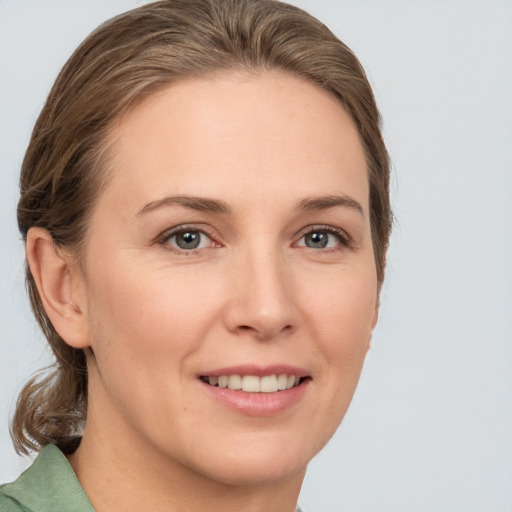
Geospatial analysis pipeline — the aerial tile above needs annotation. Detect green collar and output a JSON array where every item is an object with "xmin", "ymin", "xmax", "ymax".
[{"xmin": 0, "ymin": 444, "xmax": 94, "ymax": 512}]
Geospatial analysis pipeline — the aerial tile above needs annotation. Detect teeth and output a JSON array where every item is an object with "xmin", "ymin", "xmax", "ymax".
[
  {"xmin": 260, "ymin": 375, "xmax": 278, "ymax": 393},
  {"xmin": 204, "ymin": 374, "xmax": 302, "ymax": 393},
  {"xmin": 242, "ymin": 375, "xmax": 260, "ymax": 392},
  {"xmin": 277, "ymin": 373, "xmax": 288, "ymax": 390},
  {"xmin": 227, "ymin": 375, "xmax": 242, "ymax": 390}
]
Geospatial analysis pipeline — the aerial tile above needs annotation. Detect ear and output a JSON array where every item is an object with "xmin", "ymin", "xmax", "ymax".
[
  {"xmin": 367, "ymin": 299, "xmax": 380, "ymax": 352},
  {"xmin": 26, "ymin": 227, "xmax": 90, "ymax": 349},
  {"xmin": 372, "ymin": 299, "xmax": 380, "ymax": 331}
]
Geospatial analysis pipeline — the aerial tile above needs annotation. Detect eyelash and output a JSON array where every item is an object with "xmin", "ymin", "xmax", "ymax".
[
  {"xmin": 293, "ymin": 225, "xmax": 352, "ymax": 252},
  {"xmin": 157, "ymin": 225, "xmax": 220, "ymax": 255},
  {"xmin": 157, "ymin": 224, "xmax": 351, "ymax": 255}
]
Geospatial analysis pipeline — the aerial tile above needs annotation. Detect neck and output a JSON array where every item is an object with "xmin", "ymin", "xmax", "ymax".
[{"xmin": 68, "ymin": 415, "xmax": 305, "ymax": 512}]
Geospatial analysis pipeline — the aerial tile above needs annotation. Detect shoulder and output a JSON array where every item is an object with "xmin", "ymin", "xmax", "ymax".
[
  {"xmin": 0, "ymin": 444, "xmax": 93, "ymax": 512},
  {"xmin": 0, "ymin": 493, "xmax": 28, "ymax": 512}
]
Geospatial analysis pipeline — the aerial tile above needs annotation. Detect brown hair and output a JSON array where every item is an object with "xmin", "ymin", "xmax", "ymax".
[{"xmin": 13, "ymin": 0, "xmax": 391, "ymax": 454}]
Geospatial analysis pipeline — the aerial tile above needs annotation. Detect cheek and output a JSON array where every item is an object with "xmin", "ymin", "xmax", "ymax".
[
  {"xmin": 293, "ymin": 272, "xmax": 377, "ymax": 458},
  {"xmin": 304, "ymin": 261, "xmax": 377, "ymax": 346},
  {"xmin": 301, "ymin": 261, "xmax": 377, "ymax": 403},
  {"xmin": 82, "ymin": 260, "xmax": 222, "ymax": 430},
  {"xmin": 86, "ymin": 256, "xmax": 218, "ymax": 346},
  {"xmin": 83, "ymin": 264, "xmax": 206, "ymax": 400}
]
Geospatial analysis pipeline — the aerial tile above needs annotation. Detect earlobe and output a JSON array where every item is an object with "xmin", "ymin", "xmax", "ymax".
[{"xmin": 26, "ymin": 227, "xmax": 90, "ymax": 349}]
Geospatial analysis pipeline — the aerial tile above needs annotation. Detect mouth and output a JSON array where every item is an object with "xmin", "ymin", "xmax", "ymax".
[{"xmin": 199, "ymin": 374, "xmax": 309, "ymax": 393}]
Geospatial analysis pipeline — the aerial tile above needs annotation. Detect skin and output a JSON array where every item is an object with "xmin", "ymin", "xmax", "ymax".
[{"xmin": 28, "ymin": 71, "xmax": 378, "ymax": 512}]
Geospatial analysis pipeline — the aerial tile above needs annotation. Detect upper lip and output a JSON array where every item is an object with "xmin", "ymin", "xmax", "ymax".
[{"xmin": 198, "ymin": 364, "xmax": 310, "ymax": 378}]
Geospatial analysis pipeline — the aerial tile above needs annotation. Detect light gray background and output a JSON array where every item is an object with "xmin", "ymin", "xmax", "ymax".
[{"xmin": 1, "ymin": 1, "xmax": 511, "ymax": 511}]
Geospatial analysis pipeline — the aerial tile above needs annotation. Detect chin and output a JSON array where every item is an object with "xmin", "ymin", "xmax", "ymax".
[
  {"xmin": 184, "ymin": 430, "xmax": 322, "ymax": 486},
  {"xmin": 200, "ymin": 456, "xmax": 308, "ymax": 487}
]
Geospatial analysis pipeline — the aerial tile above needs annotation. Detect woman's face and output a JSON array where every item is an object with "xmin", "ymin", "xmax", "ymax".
[{"xmin": 76, "ymin": 71, "xmax": 378, "ymax": 485}]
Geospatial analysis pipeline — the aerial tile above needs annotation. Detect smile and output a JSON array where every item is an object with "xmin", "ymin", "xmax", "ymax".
[{"xmin": 200, "ymin": 374, "xmax": 305, "ymax": 393}]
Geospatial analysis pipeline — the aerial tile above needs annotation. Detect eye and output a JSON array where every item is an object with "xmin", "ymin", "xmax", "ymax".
[
  {"xmin": 295, "ymin": 227, "xmax": 349, "ymax": 250},
  {"xmin": 163, "ymin": 228, "xmax": 216, "ymax": 252}
]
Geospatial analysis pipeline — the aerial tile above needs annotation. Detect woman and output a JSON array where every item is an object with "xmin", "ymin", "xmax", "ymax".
[{"xmin": 1, "ymin": 0, "xmax": 391, "ymax": 510}]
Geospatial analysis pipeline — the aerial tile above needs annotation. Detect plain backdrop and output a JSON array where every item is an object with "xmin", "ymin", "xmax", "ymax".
[{"xmin": 0, "ymin": 1, "xmax": 511, "ymax": 511}]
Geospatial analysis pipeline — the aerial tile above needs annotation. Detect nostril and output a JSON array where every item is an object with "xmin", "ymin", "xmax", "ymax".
[{"xmin": 235, "ymin": 323, "xmax": 293, "ymax": 341}]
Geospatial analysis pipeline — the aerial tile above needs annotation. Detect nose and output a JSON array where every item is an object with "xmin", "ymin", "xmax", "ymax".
[{"xmin": 223, "ymin": 246, "xmax": 297, "ymax": 341}]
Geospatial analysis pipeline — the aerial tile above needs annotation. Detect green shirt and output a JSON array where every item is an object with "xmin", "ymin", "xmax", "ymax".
[{"xmin": 0, "ymin": 444, "xmax": 94, "ymax": 512}]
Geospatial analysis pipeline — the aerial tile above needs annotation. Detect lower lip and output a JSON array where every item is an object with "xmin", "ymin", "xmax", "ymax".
[{"xmin": 200, "ymin": 379, "xmax": 310, "ymax": 416}]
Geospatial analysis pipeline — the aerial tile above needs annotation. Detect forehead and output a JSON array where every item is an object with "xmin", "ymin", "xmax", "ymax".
[{"xmin": 101, "ymin": 71, "xmax": 369, "ymax": 212}]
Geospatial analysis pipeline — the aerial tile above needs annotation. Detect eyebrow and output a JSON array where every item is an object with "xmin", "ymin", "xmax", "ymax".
[
  {"xmin": 296, "ymin": 194, "xmax": 364, "ymax": 216},
  {"xmin": 136, "ymin": 195, "xmax": 232, "ymax": 216}
]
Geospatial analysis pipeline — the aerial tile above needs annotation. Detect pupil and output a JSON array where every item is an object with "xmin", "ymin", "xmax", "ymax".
[
  {"xmin": 306, "ymin": 231, "xmax": 328, "ymax": 248},
  {"xmin": 177, "ymin": 231, "xmax": 200, "ymax": 249}
]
